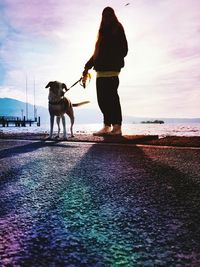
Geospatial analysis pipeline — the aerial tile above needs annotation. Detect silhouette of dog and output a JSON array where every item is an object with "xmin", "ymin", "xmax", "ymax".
[{"xmin": 45, "ymin": 81, "xmax": 89, "ymax": 139}]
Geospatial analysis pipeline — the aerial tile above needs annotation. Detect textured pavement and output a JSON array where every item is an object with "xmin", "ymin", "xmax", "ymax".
[{"xmin": 0, "ymin": 139, "xmax": 200, "ymax": 266}]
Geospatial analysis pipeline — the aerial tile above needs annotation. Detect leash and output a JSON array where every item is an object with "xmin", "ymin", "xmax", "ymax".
[
  {"xmin": 67, "ymin": 77, "xmax": 82, "ymax": 90},
  {"xmin": 66, "ymin": 73, "xmax": 91, "ymax": 92}
]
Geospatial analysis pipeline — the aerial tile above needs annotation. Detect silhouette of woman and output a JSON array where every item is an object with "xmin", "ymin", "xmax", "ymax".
[{"xmin": 83, "ymin": 6, "xmax": 128, "ymax": 136}]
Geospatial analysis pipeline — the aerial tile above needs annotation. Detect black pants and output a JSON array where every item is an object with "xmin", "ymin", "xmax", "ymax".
[{"xmin": 96, "ymin": 76, "xmax": 122, "ymax": 126}]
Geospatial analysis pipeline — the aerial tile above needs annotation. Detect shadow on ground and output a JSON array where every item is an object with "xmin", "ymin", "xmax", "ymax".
[{"xmin": 0, "ymin": 140, "xmax": 200, "ymax": 266}]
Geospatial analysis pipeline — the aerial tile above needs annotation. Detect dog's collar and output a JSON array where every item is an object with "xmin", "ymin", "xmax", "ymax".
[{"xmin": 49, "ymin": 100, "xmax": 61, "ymax": 105}]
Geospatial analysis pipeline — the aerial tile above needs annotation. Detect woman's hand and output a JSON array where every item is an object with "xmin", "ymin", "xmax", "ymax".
[{"xmin": 82, "ymin": 68, "xmax": 88, "ymax": 77}]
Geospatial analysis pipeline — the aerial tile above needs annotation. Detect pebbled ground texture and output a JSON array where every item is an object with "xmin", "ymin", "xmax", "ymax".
[{"xmin": 0, "ymin": 140, "xmax": 200, "ymax": 266}]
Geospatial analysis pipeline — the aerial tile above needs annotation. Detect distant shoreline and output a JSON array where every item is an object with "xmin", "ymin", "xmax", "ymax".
[{"xmin": 1, "ymin": 122, "xmax": 200, "ymax": 138}]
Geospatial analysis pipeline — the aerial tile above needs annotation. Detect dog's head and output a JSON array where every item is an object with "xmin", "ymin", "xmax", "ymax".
[{"xmin": 45, "ymin": 81, "xmax": 68, "ymax": 98}]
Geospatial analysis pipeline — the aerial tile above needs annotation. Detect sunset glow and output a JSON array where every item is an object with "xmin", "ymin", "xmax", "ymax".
[{"xmin": 0, "ymin": 0, "xmax": 200, "ymax": 118}]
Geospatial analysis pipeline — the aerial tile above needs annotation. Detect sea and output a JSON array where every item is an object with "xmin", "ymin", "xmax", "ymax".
[{"xmin": 1, "ymin": 123, "xmax": 200, "ymax": 137}]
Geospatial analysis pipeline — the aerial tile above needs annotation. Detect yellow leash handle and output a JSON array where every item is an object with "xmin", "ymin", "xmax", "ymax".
[{"xmin": 81, "ymin": 72, "xmax": 91, "ymax": 88}]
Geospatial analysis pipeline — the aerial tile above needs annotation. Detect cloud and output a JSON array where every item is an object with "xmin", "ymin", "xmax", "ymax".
[{"xmin": 3, "ymin": 0, "xmax": 65, "ymax": 34}]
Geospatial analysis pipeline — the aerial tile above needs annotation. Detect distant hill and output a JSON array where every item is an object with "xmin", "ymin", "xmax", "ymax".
[
  {"xmin": 0, "ymin": 97, "xmax": 127, "ymax": 124},
  {"xmin": 0, "ymin": 98, "xmax": 200, "ymax": 124},
  {"xmin": 0, "ymin": 97, "xmax": 49, "ymax": 125},
  {"xmin": 130, "ymin": 117, "xmax": 200, "ymax": 124},
  {"xmin": 0, "ymin": 97, "xmax": 103, "ymax": 124}
]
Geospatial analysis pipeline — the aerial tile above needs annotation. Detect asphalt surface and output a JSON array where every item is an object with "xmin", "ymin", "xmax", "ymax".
[{"xmin": 0, "ymin": 139, "xmax": 200, "ymax": 267}]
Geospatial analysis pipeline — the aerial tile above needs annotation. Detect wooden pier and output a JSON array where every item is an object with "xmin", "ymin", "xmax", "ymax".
[{"xmin": 0, "ymin": 116, "xmax": 40, "ymax": 127}]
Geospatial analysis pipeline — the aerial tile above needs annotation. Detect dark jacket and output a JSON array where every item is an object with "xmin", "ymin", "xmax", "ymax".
[{"xmin": 85, "ymin": 26, "xmax": 128, "ymax": 72}]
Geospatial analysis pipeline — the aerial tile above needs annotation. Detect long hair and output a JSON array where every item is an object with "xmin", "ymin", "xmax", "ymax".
[{"xmin": 93, "ymin": 7, "xmax": 124, "ymax": 59}]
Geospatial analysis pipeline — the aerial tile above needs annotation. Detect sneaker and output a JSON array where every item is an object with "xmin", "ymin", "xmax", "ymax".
[
  {"xmin": 93, "ymin": 125, "xmax": 112, "ymax": 136},
  {"xmin": 107, "ymin": 124, "xmax": 122, "ymax": 136}
]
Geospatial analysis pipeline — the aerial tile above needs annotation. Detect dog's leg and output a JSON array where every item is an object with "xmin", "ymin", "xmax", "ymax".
[
  {"xmin": 61, "ymin": 115, "xmax": 67, "ymax": 140},
  {"xmin": 56, "ymin": 116, "xmax": 61, "ymax": 139},
  {"xmin": 66, "ymin": 103, "xmax": 75, "ymax": 138},
  {"xmin": 49, "ymin": 115, "xmax": 54, "ymax": 139},
  {"xmin": 70, "ymin": 116, "xmax": 74, "ymax": 137},
  {"xmin": 69, "ymin": 111, "xmax": 75, "ymax": 137},
  {"xmin": 70, "ymin": 110, "xmax": 75, "ymax": 138}
]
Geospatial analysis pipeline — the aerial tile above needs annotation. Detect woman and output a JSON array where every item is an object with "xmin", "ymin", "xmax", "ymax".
[{"xmin": 83, "ymin": 6, "xmax": 128, "ymax": 136}]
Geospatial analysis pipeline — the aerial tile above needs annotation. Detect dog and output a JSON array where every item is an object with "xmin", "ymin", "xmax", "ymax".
[{"xmin": 45, "ymin": 81, "xmax": 89, "ymax": 139}]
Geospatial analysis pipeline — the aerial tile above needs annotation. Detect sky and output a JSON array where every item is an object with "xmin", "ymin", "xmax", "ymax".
[{"xmin": 0, "ymin": 0, "xmax": 200, "ymax": 118}]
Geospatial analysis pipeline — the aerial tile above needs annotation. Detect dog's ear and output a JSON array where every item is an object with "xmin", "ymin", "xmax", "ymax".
[
  {"xmin": 62, "ymin": 83, "xmax": 68, "ymax": 91},
  {"xmin": 45, "ymin": 81, "xmax": 52, "ymax": 88}
]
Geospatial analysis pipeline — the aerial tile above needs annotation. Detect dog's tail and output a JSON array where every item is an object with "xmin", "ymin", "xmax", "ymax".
[{"xmin": 72, "ymin": 101, "xmax": 90, "ymax": 107}]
